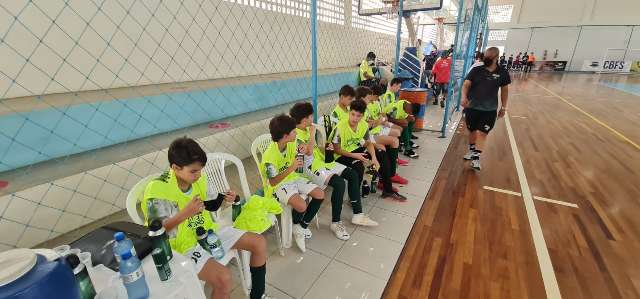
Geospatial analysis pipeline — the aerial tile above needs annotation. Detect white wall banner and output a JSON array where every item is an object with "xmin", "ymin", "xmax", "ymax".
[{"xmin": 581, "ymin": 60, "xmax": 632, "ymax": 72}]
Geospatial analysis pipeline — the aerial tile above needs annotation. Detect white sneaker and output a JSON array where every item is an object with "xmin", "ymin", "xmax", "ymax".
[
  {"xmin": 302, "ymin": 227, "xmax": 312, "ymax": 239},
  {"xmin": 351, "ymin": 214, "xmax": 379, "ymax": 226},
  {"xmin": 261, "ymin": 295, "xmax": 274, "ymax": 299},
  {"xmin": 330, "ymin": 222, "xmax": 351, "ymax": 240},
  {"xmin": 293, "ymin": 224, "xmax": 306, "ymax": 252},
  {"xmin": 471, "ymin": 159, "xmax": 481, "ymax": 171},
  {"xmin": 463, "ymin": 151, "xmax": 473, "ymax": 160}
]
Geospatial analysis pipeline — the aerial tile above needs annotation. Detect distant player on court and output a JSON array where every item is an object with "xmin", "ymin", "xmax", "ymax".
[{"xmin": 461, "ymin": 47, "xmax": 511, "ymax": 171}]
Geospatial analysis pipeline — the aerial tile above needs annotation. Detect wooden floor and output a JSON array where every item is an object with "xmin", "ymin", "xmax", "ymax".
[{"xmin": 384, "ymin": 72, "xmax": 640, "ymax": 299}]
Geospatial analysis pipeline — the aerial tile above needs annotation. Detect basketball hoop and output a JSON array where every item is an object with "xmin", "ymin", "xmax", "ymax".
[{"xmin": 382, "ymin": 0, "xmax": 399, "ymax": 19}]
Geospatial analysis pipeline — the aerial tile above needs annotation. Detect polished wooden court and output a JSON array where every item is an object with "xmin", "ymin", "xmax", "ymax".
[{"xmin": 384, "ymin": 72, "xmax": 640, "ymax": 298}]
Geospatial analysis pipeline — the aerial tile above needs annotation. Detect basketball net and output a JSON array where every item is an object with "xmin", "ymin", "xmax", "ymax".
[{"xmin": 382, "ymin": 0, "xmax": 399, "ymax": 20}]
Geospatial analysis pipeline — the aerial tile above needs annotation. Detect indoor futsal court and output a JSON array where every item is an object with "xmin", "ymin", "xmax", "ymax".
[{"xmin": 1, "ymin": 0, "xmax": 639, "ymax": 298}]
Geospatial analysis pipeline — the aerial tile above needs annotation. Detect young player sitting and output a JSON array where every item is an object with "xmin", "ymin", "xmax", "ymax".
[
  {"xmin": 332, "ymin": 99, "xmax": 407, "ymax": 201},
  {"xmin": 386, "ymin": 98, "xmax": 420, "ymax": 159},
  {"xmin": 142, "ymin": 137, "xmax": 270, "ymax": 299},
  {"xmin": 290, "ymin": 102, "xmax": 378, "ymax": 241},
  {"xmin": 357, "ymin": 86, "xmax": 409, "ymax": 186},
  {"xmin": 261, "ymin": 114, "xmax": 325, "ymax": 252},
  {"xmin": 331, "ymin": 85, "xmax": 355, "ymax": 126}
]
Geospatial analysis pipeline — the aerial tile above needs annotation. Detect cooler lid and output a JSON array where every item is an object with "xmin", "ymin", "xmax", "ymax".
[{"xmin": 0, "ymin": 249, "xmax": 37, "ymax": 287}]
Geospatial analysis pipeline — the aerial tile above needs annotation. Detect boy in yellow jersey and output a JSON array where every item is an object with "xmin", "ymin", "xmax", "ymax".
[
  {"xmin": 142, "ymin": 137, "xmax": 270, "ymax": 299},
  {"xmin": 387, "ymin": 98, "xmax": 420, "ymax": 159},
  {"xmin": 359, "ymin": 52, "xmax": 377, "ymax": 87},
  {"xmin": 261, "ymin": 114, "xmax": 325, "ymax": 252},
  {"xmin": 332, "ymin": 99, "xmax": 407, "ymax": 202},
  {"xmin": 290, "ymin": 102, "xmax": 378, "ymax": 241},
  {"xmin": 356, "ymin": 86, "xmax": 409, "ymax": 186},
  {"xmin": 330, "ymin": 85, "xmax": 355, "ymax": 126}
]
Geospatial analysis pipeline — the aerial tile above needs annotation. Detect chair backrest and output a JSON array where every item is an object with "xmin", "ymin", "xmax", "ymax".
[
  {"xmin": 126, "ymin": 173, "xmax": 160, "ymax": 225},
  {"xmin": 250, "ymin": 134, "xmax": 273, "ymax": 188},
  {"xmin": 314, "ymin": 123, "xmax": 326, "ymax": 149},
  {"xmin": 203, "ymin": 153, "xmax": 251, "ymax": 199}
]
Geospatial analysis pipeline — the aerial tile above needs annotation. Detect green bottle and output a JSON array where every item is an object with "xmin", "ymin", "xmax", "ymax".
[
  {"xmin": 148, "ymin": 219, "xmax": 173, "ymax": 261},
  {"xmin": 66, "ymin": 253, "xmax": 96, "ymax": 299}
]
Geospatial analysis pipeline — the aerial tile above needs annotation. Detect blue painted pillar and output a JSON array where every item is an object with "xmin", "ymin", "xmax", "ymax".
[
  {"xmin": 394, "ymin": 0, "xmax": 404, "ymax": 75},
  {"xmin": 311, "ymin": 0, "xmax": 318, "ymax": 122}
]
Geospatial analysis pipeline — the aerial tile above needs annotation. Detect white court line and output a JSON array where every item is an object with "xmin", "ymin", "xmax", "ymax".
[
  {"xmin": 483, "ymin": 186, "xmax": 522, "ymax": 196},
  {"xmin": 533, "ymin": 196, "xmax": 579, "ymax": 209},
  {"xmin": 505, "ymin": 112, "xmax": 562, "ymax": 299}
]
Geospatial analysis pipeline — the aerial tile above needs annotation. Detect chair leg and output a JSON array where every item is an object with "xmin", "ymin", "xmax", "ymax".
[
  {"xmin": 315, "ymin": 213, "xmax": 320, "ymax": 230},
  {"xmin": 240, "ymin": 250, "xmax": 252, "ymax": 291},
  {"xmin": 272, "ymin": 217, "xmax": 285, "ymax": 256},
  {"xmin": 281, "ymin": 206, "xmax": 293, "ymax": 249},
  {"xmin": 233, "ymin": 250, "xmax": 250, "ymax": 296}
]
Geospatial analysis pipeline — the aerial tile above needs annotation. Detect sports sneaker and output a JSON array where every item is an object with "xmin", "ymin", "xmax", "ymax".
[
  {"xmin": 352, "ymin": 214, "xmax": 379, "ymax": 226},
  {"xmin": 330, "ymin": 222, "xmax": 350, "ymax": 240},
  {"xmin": 397, "ymin": 158, "xmax": 409, "ymax": 166},
  {"xmin": 377, "ymin": 181, "xmax": 399, "ymax": 192},
  {"xmin": 471, "ymin": 159, "xmax": 481, "ymax": 171},
  {"xmin": 404, "ymin": 149, "xmax": 419, "ymax": 159},
  {"xmin": 411, "ymin": 134, "xmax": 418, "ymax": 140},
  {"xmin": 440, "ymin": 99, "xmax": 445, "ymax": 108},
  {"xmin": 463, "ymin": 151, "xmax": 473, "ymax": 160},
  {"xmin": 293, "ymin": 224, "xmax": 306, "ymax": 252},
  {"xmin": 302, "ymin": 227, "xmax": 312, "ymax": 239},
  {"xmin": 410, "ymin": 142, "xmax": 420, "ymax": 149},
  {"xmin": 260, "ymin": 295, "xmax": 274, "ymax": 299},
  {"xmin": 382, "ymin": 191, "xmax": 407, "ymax": 201},
  {"xmin": 391, "ymin": 174, "xmax": 408, "ymax": 185}
]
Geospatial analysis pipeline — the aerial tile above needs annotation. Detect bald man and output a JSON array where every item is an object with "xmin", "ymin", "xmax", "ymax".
[{"xmin": 460, "ymin": 47, "xmax": 511, "ymax": 171}]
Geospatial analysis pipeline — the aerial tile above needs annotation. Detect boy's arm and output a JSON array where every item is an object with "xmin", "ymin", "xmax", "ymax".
[
  {"xmin": 308, "ymin": 125, "xmax": 316, "ymax": 154},
  {"xmin": 332, "ymin": 128, "xmax": 364, "ymax": 160},
  {"xmin": 266, "ymin": 161, "xmax": 299, "ymax": 187},
  {"xmin": 146, "ymin": 196, "xmax": 203, "ymax": 232}
]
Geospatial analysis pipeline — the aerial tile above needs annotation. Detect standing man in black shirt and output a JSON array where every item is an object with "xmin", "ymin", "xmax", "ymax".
[{"xmin": 461, "ymin": 47, "xmax": 511, "ymax": 171}]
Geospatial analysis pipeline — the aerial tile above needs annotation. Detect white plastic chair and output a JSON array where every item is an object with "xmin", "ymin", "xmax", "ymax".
[
  {"xmin": 202, "ymin": 152, "xmax": 283, "ymax": 290},
  {"xmin": 250, "ymin": 134, "xmax": 319, "ymax": 254},
  {"xmin": 125, "ymin": 172, "xmax": 249, "ymax": 296}
]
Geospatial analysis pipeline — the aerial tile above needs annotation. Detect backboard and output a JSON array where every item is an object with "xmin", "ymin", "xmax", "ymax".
[{"xmin": 358, "ymin": 0, "xmax": 443, "ymax": 16}]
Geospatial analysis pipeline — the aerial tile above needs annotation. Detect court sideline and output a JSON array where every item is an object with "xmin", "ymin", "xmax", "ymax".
[{"xmin": 384, "ymin": 72, "xmax": 640, "ymax": 298}]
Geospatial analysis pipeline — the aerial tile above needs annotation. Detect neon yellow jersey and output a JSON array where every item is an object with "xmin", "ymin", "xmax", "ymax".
[
  {"xmin": 261, "ymin": 141, "xmax": 300, "ymax": 194},
  {"xmin": 142, "ymin": 170, "xmax": 217, "ymax": 254},
  {"xmin": 335, "ymin": 118, "xmax": 369, "ymax": 153},
  {"xmin": 331, "ymin": 105, "xmax": 349, "ymax": 124},
  {"xmin": 233, "ymin": 194, "xmax": 282, "ymax": 233},
  {"xmin": 295, "ymin": 126, "xmax": 338, "ymax": 172},
  {"xmin": 381, "ymin": 90, "xmax": 397, "ymax": 112},
  {"xmin": 367, "ymin": 101, "xmax": 383, "ymax": 134},
  {"xmin": 388, "ymin": 99, "xmax": 409, "ymax": 120},
  {"xmin": 359, "ymin": 60, "xmax": 374, "ymax": 81}
]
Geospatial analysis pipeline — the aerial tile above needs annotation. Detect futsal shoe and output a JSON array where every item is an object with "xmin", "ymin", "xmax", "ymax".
[
  {"xmin": 471, "ymin": 159, "xmax": 481, "ymax": 171},
  {"xmin": 293, "ymin": 224, "xmax": 307, "ymax": 252},
  {"xmin": 463, "ymin": 151, "xmax": 473, "ymax": 160},
  {"xmin": 382, "ymin": 191, "xmax": 407, "ymax": 202},
  {"xmin": 391, "ymin": 174, "xmax": 408, "ymax": 185},
  {"xmin": 351, "ymin": 214, "xmax": 379, "ymax": 226},
  {"xmin": 410, "ymin": 142, "xmax": 420, "ymax": 149},
  {"xmin": 404, "ymin": 149, "xmax": 419, "ymax": 159},
  {"xmin": 411, "ymin": 134, "xmax": 418, "ymax": 140},
  {"xmin": 397, "ymin": 158, "xmax": 409, "ymax": 166},
  {"xmin": 377, "ymin": 181, "xmax": 399, "ymax": 192},
  {"xmin": 330, "ymin": 222, "xmax": 350, "ymax": 240}
]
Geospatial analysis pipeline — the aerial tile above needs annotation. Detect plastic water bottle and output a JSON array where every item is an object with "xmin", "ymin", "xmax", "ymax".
[
  {"xmin": 65, "ymin": 253, "xmax": 96, "ymax": 299},
  {"xmin": 362, "ymin": 180, "xmax": 369, "ymax": 198},
  {"xmin": 113, "ymin": 232, "xmax": 137, "ymax": 263},
  {"xmin": 370, "ymin": 172, "xmax": 378, "ymax": 194},
  {"xmin": 119, "ymin": 251, "xmax": 149, "ymax": 299},
  {"xmin": 196, "ymin": 227, "xmax": 211, "ymax": 254},
  {"xmin": 206, "ymin": 229, "xmax": 225, "ymax": 260}
]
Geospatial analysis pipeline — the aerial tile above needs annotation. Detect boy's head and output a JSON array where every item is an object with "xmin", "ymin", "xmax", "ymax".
[
  {"xmin": 289, "ymin": 102, "xmax": 314, "ymax": 128},
  {"xmin": 355, "ymin": 86, "xmax": 374, "ymax": 103},
  {"xmin": 389, "ymin": 78, "xmax": 402, "ymax": 93},
  {"xmin": 168, "ymin": 137, "xmax": 207, "ymax": 184},
  {"xmin": 402, "ymin": 100, "xmax": 413, "ymax": 114},
  {"xmin": 269, "ymin": 114, "xmax": 297, "ymax": 143},
  {"xmin": 371, "ymin": 84, "xmax": 385, "ymax": 99},
  {"xmin": 348, "ymin": 99, "xmax": 367, "ymax": 126},
  {"xmin": 338, "ymin": 85, "xmax": 355, "ymax": 107}
]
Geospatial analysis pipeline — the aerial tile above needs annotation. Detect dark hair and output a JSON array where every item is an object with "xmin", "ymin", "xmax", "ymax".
[
  {"xmin": 350, "ymin": 99, "xmax": 367, "ymax": 114},
  {"xmin": 371, "ymin": 84, "xmax": 385, "ymax": 96},
  {"xmin": 269, "ymin": 114, "xmax": 297, "ymax": 142},
  {"xmin": 289, "ymin": 102, "xmax": 314, "ymax": 124},
  {"xmin": 355, "ymin": 86, "xmax": 373, "ymax": 100},
  {"xmin": 391, "ymin": 78, "xmax": 403, "ymax": 87},
  {"xmin": 168, "ymin": 137, "xmax": 207, "ymax": 167},
  {"xmin": 366, "ymin": 52, "xmax": 376, "ymax": 60},
  {"xmin": 475, "ymin": 52, "xmax": 484, "ymax": 60},
  {"xmin": 339, "ymin": 85, "xmax": 356, "ymax": 97}
]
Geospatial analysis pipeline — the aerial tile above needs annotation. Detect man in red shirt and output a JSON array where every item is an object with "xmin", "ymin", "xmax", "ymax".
[{"xmin": 430, "ymin": 52, "xmax": 452, "ymax": 107}]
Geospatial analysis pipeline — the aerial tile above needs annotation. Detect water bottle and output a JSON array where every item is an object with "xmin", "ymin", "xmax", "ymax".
[
  {"xmin": 296, "ymin": 152, "xmax": 305, "ymax": 173},
  {"xmin": 65, "ymin": 253, "xmax": 96, "ymax": 299},
  {"xmin": 195, "ymin": 227, "xmax": 211, "ymax": 254},
  {"xmin": 370, "ymin": 172, "xmax": 378, "ymax": 194},
  {"xmin": 207, "ymin": 229, "xmax": 226, "ymax": 260},
  {"xmin": 362, "ymin": 180, "xmax": 369, "ymax": 198},
  {"xmin": 119, "ymin": 251, "xmax": 149, "ymax": 299},
  {"xmin": 148, "ymin": 219, "xmax": 173, "ymax": 261},
  {"xmin": 113, "ymin": 232, "xmax": 137, "ymax": 264},
  {"xmin": 231, "ymin": 195, "xmax": 244, "ymax": 222}
]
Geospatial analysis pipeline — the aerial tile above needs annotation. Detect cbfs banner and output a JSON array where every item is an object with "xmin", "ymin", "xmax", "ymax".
[{"xmin": 581, "ymin": 60, "xmax": 632, "ymax": 73}]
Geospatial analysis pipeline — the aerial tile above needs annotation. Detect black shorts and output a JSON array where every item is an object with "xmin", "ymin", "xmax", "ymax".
[{"xmin": 464, "ymin": 108, "xmax": 497, "ymax": 133}]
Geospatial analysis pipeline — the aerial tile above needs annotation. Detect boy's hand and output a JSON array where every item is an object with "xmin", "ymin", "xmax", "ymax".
[
  {"xmin": 325, "ymin": 143, "xmax": 334, "ymax": 151},
  {"xmin": 408, "ymin": 115, "xmax": 416, "ymax": 122},
  {"xmin": 372, "ymin": 159, "xmax": 380, "ymax": 171},
  {"xmin": 351, "ymin": 152, "xmax": 369, "ymax": 162},
  {"xmin": 461, "ymin": 97, "xmax": 470, "ymax": 108},
  {"xmin": 290, "ymin": 156, "xmax": 304, "ymax": 171},
  {"xmin": 224, "ymin": 191, "xmax": 237, "ymax": 203},
  {"xmin": 375, "ymin": 144, "xmax": 386, "ymax": 151},
  {"xmin": 183, "ymin": 196, "xmax": 205, "ymax": 218}
]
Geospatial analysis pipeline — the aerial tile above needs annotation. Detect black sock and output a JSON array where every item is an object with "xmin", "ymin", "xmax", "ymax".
[
  {"xmin": 292, "ymin": 209, "xmax": 303, "ymax": 225},
  {"xmin": 249, "ymin": 264, "xmax": 266, "ymax": 299},
  {"xmin": 469, "ymin": 143, "xmax": 476, "ymax": 151},
  {"xmin": 328, "ymin": 175, "xmax": 345, "ymax": 223},
  {"xmin": 301, "ymin": 198, "xmax": 323, "ymax": 228},
  {"xmin": 387, "ymin": 146, "xmax": 399, "ymax": 176},
  {"xmin": 340, "ymin": 168, "xmax": 362, "ymax": 215}
]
